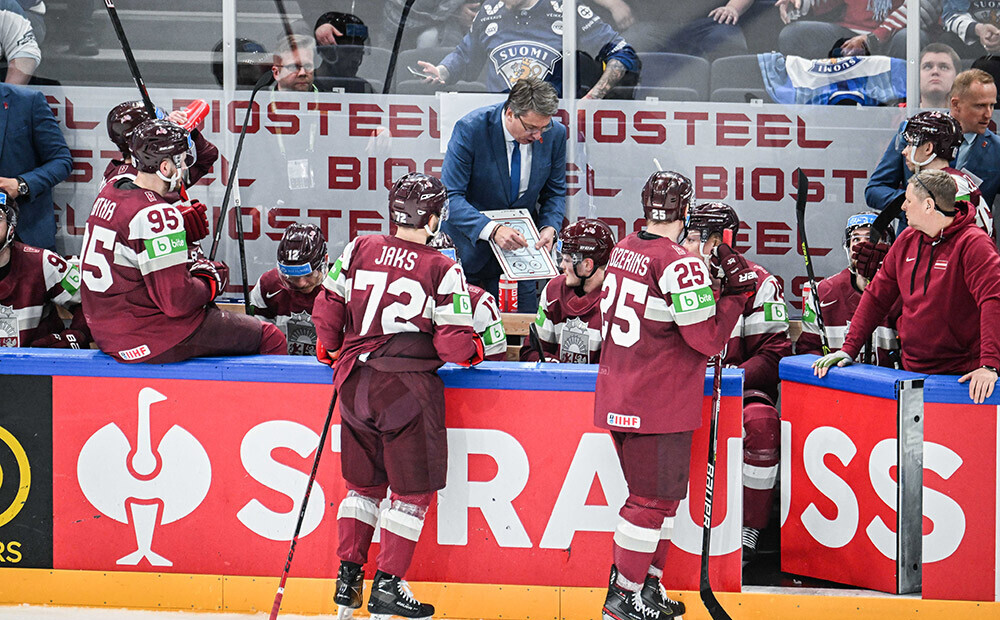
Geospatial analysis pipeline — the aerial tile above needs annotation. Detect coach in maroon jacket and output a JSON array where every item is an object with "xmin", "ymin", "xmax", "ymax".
[{"xmin": 815, "ymin": 169, "xmax": 1000, "ymax": 404}]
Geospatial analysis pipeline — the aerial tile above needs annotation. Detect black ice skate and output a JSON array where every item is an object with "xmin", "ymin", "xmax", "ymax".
[
  {"xmin": 603, "ymin": 569, "xmax": 661, "ymax": 620},
  {"xmin": 640, "ymin": 575, "xmax": 685, "ymax": 618},
  {"xmin": 334, "ymin": 561, "xmax": 364, "ymax": 620},
  {"xmin": 367, "ymin": 570, "xmax": 435, "ymax": 620}
]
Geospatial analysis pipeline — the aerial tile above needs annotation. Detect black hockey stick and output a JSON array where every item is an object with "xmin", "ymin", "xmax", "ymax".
[
  {"xmin": 209, "ymin": 70, "xmax": 274, "ymax": 261},
  {"xmin": 269, "ymin": 386, "xmax": 338, "ymax": 620},
  {"xmin": 699, "ymin": 356, "xmax": 732, "ymax": 620},
  {"xmin": 528, "ymin": 322, "xmax": 546, "ymax": 361},
  {"xmin": 384, "ymin": 0, "xmax": 418, "ymax": 94},
  {"xmin": 104, "ymin": 1, "xmax": 155, "ymax": 116},
  {"xmin": 794, "ymin": 169, "xmax": 831, "ymax": 356},
  {"xmin": 870, "ymin": 192, "xmax": 904, "ymax": 247}
]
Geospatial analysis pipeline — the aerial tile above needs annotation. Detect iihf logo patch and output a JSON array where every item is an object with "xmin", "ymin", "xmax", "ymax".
[{"xmin": 489, "ymin": 40, "xmax": 561, "ymax": 89}]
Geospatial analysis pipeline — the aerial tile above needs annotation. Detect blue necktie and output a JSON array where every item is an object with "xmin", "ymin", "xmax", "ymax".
[{"xmin": 509, "ymin": 140, "xmax": 520, "ymax": 203}]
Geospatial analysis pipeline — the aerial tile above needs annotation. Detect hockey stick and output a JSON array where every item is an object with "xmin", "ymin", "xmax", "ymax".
[
  {"xmin": 528, "ymin": 322, "xmax": 546, "ymax": 362},
  {"xmin": 870, "ymin": 192, "xmax": 904, "ymax": 247},
  {"xmin": 384, "ymin": 0, "xmax": 418, "ymax": 94},
  {"xmin": 699, "ymin": 355, "xmax": 732, "ymax": 620},
  {"xmin": 794, "ymin": 169, "xmax": 831, "ymax": 356},
  {"xmin": 209, "ymin": 70, "xmax": 274, "ymax": 261},
  {"xmin": 232, "ymin": 181, "xmax": 252, "ymax": 314},
  {"xmin": 269, "ymin": 386, "xmax": 338, "ymax": 620},
  {"xmin": 104, "ymin": 0, "xmax": 155, "ymax": 116}
]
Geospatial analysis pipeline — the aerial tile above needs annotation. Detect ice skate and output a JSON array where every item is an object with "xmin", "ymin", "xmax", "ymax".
[
  {"xmin": 640, "ymin": 575, "xmax": 685, "ymax": 618},
  {"xmin": 742, "ymin": 526, "xmax": 760, "ymax": 568},
  {"xmin": 367, "ymin": 570, "xmax": 434, "ymax": 620},
  {"xmin": 603, "ymin": 566, "xmax": 661, "ymax": 620},
  {"xmin": 334, "ymin": 561, "xmax": 364, "ymax": 620}
]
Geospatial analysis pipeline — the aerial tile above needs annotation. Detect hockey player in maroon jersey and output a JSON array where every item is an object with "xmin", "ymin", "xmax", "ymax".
[
  {"xmin": 816, "ymin": 170, "xmax": 1000, "ymax": 404},
  {"xmin": 797, "ymin": 212, "xmax": 901, "ymax": 368},
  {"xmin": 525, "ymin": 218, "xmax": 615, "ymax": 363},
  {"xmin": 680, "ymin": 201, "xmax": 792, "ymax": 565},
  {"xmin": 0, "ymin": 195, "xmax": 90, "ymax": 348},
  {"xmin": 428, "ymin": 232, "xmax": 507, "ymax": 361},
  {"xmin": 249, "ymin": 223, "xmax": 328, "ymax": 356},
  {"xmin": 80, "ymin": 119, "xmax": 286, "ymax": 363},
  {"xmin": 313, "ymin": 172, "xmax": 484, "ymax": 620},
  {"xmin": 596, "ymin": 171, "xmax": 757, "ymax": 620},
  {"xmin": 103, "ymin": 100, "xmax": 218, "ymax": 242}
]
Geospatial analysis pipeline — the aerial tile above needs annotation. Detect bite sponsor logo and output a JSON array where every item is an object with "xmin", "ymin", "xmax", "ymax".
[{"xmin": 76, "ymin": 388, "xmax": 211, "ymax": 567}]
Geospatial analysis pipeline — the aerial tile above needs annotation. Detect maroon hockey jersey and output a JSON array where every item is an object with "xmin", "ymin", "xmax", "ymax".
[
  {"xmin": 721, "ymin": 261, "xmax": 793, "ymax": 402},
  {"xmin": 470, "ymin": 284, "xmax": 507, "ymax": 361},
  {"xmin": 595, "ymin": 232, "xmax": 745, "ymax": 434},
  {"xmin": 530, "ymin": 274, "xmax": 603, "ymax": 363},
  {"xmin": 249, "ymin": 267, "xmax": 321, "ymax": 356},
  {"xmin": 842, "ymin": 202, "xmax": 1000, "ymax": 374},
  {"xmin": 80, "ymin": 180, "xmax": 213, "ymax": 362},
  {"xmin": 313, "ymin": 234, "xmax": 478, "ymax": 389},
  {"xmin": 798, "ymin": 267, "xmax": 901, "ymax": 368},
  {"xmin": 0, "ymin": 242, "xmax": 88, "ymax": 347}
]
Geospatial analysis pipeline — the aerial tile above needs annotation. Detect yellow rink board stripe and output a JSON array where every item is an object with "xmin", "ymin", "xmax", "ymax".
[{"xmin": 1, "ymin": 568, "xmax": 999, "ymax": 619}]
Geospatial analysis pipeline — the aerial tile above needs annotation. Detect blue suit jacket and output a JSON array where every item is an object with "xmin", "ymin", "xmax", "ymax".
[
  {"xmin": 441, "ymin": 102, "xmax": 566, "ymax": 278},
  {"xmin": 0, "ymin": 83, "xmax": 72, "ymax": 250},
  {"xmin": 866, "ymin": 119, "xmax": 1000, "ymax": 216}
]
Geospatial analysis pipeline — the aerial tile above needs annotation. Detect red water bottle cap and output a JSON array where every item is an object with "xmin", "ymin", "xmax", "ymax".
[{"xmin": 181, "ymin": 99, "xmax": 210, "ymax": 131}]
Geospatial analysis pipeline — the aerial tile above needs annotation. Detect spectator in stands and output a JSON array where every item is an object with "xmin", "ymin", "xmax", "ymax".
[
  {"xmin": 0, "ymin": 0, "xmax": 39, "ymax": 84},
  {"xmin": 271, "ymin": 34, "xmax": 319, "ymax": 92},
  {"xmin": 417, "ymin": 0, "xmax": 639, "ymax": 99},
  {"xmin": 0, "ymin": 195, "xmax": 91, "ymax": 349},
  {"xmin": 920, "ymin": 43, "xmax": 961, "ymax": 109},
  {"xmin": 212, "ymin": 38, "xmax": 270, "ymax": 89},
  {"xmin": 776, "ymin": 0, "xmax": 908, "ymax": 59},
  {"xmin": 944, "ymin": 1, "xmax": 1000, "ymax": 57},
  {"xmin": 866, "ymin": 69, "xmax": 1000, "ymax": 222},
  {"xmin": 440, "ymin": 78, "xmax": 565, "ymax": 314},
  {"xmin": 815, "ymin": 170, "xmax": 1000, "ymax": 405},
  {"xmin": 64, "ymin": 0, "xmax": 98, "ymax": 56},
  {"xmin": 249, "ymin": 223, "xmax": 327, "ymax": 356},
  {"xmin": 621, "ymin": 0, "xmax": 764, "ymax": 60},
  {"xmin": 313, "ymin": 11, "xmax": 375, "ymax": 93},
  {"xmin": 377, "ymin": 0, "xmax": 481, "ymax": 49},
  {"xmin": 797, "ymin": 212, "xmax": 900, "ymax": 368},
  {"xmin": 0, "ymin": 82, "xmax": 71, "ymax": 251},
  {"xmin": 15, "ymin": 0, "xmax": 43, "ymax": 45}
]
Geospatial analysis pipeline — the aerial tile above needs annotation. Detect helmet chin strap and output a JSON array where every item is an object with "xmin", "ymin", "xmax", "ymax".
[
  {"xmin": 845, "ymin": 244, "xmax": 858, "ymax": 275},
  {"xmin": 907, "ymin": 146, "xmax": 935, "ymax": 169},
  {"xmin": 156, "ymin": 159, "xmax": 184, "ymax": 193},
  {"xmin": 424, "ymin": 218, "xmax": 441, "ymax": 236},
  {"xmin": 571, "ymin": 260, "xmax": 595, "ymax": 291}
]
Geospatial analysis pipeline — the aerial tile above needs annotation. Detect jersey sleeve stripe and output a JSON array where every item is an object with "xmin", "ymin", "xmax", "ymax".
[
  {"xmin": 137, "ymin": 244, "xmax": 189, "ymax": 275},
  {"xmin": 12, "ymin": 305, "xmax": 44, "ymax": 330},
  {"xmin": 643, "ymin": 296, "xmax": 673, "ymax": 322}
]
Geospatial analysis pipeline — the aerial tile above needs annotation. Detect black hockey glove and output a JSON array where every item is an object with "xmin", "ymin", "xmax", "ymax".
[
  {"xmin": 30, "ymin": 329, "xmax": 86, "ymax": 349},
  {"xmin": 710, "ymin": 243, "xmax": 758, "ymax": 296},
  {"xmin": 190, "ymin": 258, "xmax": 229, "ymax": 299},
  {"xmin": 851, "ymin": 240, "xmax": 890, "ymax": 281}
]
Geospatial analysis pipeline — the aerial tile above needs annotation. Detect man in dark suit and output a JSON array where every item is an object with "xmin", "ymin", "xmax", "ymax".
[
  {"xmin": 0, "ymin": 83, "xmax": 72, "ymax": 250},
  {"xmin": 441, "ymin": 77, "xmax": 566, "ymax": 314},
  {"xmin": 866, "ymin": 69, "xmax": 1000, "ymax": 240}
]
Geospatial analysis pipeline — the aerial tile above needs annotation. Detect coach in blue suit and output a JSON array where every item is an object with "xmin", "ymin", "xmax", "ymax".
[
  {"xmin": 441, "ymin": 77, "xmax": 565, "ymax": 314},
  {"xmin": 866, "ymin": 69, "xmax": 1000, "ymax": 240},
  {"xmin": 0, "ymin": 83, "xmax": 72, "ymax": 251}
]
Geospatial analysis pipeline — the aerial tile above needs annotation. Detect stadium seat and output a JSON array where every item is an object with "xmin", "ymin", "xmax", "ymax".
[
  {"xmin": 711, "ymin": 54, "xmax": 771, "ymax": 103},
  {"xmin": 632, "ymin": 86, "xmax": 702, "ymax": 102},
  {"xmin": 637, "ymin": 53, "xmax": 711, "ymax": 100},
  {"xmin": 710, "ymin": 87, "xmax": 770, "ymax": 103},
  {"xmin": 396, "ymin": 79, "xmax": 488, "ymax": 94}
]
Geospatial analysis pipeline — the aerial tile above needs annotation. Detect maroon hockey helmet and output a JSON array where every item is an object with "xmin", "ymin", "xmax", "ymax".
[
  {"xmin": 686, "ymin": 202, "xmax": 740, "ymax": 241},
  {"xmin": 107, "ymin": 101, "xmax": 156, "ymax": 153},
  {"xmin": 428, "ymin": 231, "xmax": 459, "ymax": 262},
  {"xmin": 0, "ymin": 192, "xmax": 16, "ymax": 252},
  {"xmin": 641, "ymin": 171, "xmax": 692, "ymax": 222},
  {"xmin": 128, "ymin": 119, "xmax": 191, "ymax": 174},
  {"xmin": 902, "ymin": 111, "xmax": 963, "ymax": 161},
  {"xmin": 388, "ymin": 172, "xmax": 447, "ymax": 229},
  {"xmin": 277, "ymin": 223, "xmax": 327, "ymax": 277},
  {"xmin": 559, "ymin": 218, "xmax": 616, "ymax": 267}
]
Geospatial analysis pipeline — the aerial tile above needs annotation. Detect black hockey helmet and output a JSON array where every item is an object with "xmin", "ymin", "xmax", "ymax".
[
  {"xmin": 559, "ymin": 219, "xmax": 616, "ymax": 267},
  {"xmin": 128, "ymin": 119, "xmax": 191, "ymax": 174},
  {"xmin": 388, "ymin": 173, "xmax": 448, "ymax": 230},
  {"xmin": 277, "ymin": 223, "xmax": 327, "ymax": 277},
  {"xmin": 902, "ymin": 111, "xmax": 963, "ymax": 161},
  {"xmin": 641, "ymin": 171, "xmax": 692, "ymax": 222}
]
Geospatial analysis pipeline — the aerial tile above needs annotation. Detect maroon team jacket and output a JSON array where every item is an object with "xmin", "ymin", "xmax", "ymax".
[{"xmin": 843, "ymin": 201, "xmax": 1000, "ymax": 374}]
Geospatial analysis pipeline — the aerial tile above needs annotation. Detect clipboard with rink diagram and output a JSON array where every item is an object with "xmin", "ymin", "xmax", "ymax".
[{"xmin": 486, "ymin": 209, "xmax": 559, "ymax": 281}]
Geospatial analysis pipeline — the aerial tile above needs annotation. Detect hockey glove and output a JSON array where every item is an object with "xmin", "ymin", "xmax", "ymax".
[
  {"xmin": 316, "ymin": 340, "xmax": 339, "ymax": 367},
  {"xmin": 851, "ymin": 240, "xmax": 890, "ymax": 281},
  {"xmin": 456, "ymin": 333, "xmax": 486, "ymax": 367},
  {"xmin": 178, "ymin": 200, "xmax": 209, "ymax": 243},
  {"xmin": 812, "ymin": 350, "xmax": 853, "ymax": 378},
  {"xmin": 190, "ymin": 258, "xmax": 229, "ymax": 299},
  {"xmin": 30, "ymin": 329, "xmax": 86, "ymax": 349},
  {"xmin": 710, "ymin": 243, "xmax": 758, "ymax": 296}
]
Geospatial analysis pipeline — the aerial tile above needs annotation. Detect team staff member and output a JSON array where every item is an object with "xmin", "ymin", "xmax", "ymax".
[
  {"xmin": 798, "ymin": 212, "xmax": 901, "ymax": 368},
  {"xmin": 0, "ymin": 196, "xmax": 90, "ymax": 348},
  {"xmin": 816, "ymin": 170, "xmax": 1000, "ymax": 404},
  {"xmin": 314, "ymin": 173, "xmax": 483, "ymax": 620},
  {"xmin": 680, "ymin": 201, "xmax": 791, "ymax": 564},
  {"xmin": 80, "ymin": 119, "xmax": 286, "ymax": 363},
  {"xmin": 527, "ymin": 218, "xmax": 615, "ymax": 363},
  {"xmin": 596, "ymin": 171, "xmax": 757, "ymax": 620},
  {"xmin": 249, "ymin": 223, "xmax": 328, "ymax": 356},
  {"xmin": 441, "ymin": 77, "xmax": 566, "ymax": 314}
]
